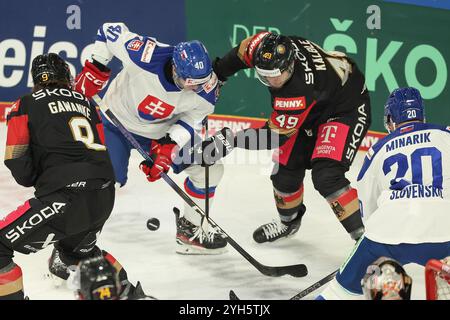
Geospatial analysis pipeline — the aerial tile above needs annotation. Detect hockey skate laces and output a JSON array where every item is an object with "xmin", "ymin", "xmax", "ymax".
[
  {"xmin": 190, "ymin": 225, "xmax": 217, "ymax": 244},
  {"xmin": 263, "ymin": 220, "xmax": 287, "ymax": 239}
]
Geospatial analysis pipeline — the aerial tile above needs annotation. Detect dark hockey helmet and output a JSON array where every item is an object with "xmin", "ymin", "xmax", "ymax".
[
  {"xmin": 76, "ymin": 256, "xmax": 121, "ymax": 300},
  {"xmin": 253, "ymin": 33, "xmax": 295, "ymax": 87},
  {"xmin": 361, "ymin": 257, "xmax": 412, "ymax": 300},
  {"xmin": 31, "ymin": 53, "xmax": 72, "ymax": 88}
]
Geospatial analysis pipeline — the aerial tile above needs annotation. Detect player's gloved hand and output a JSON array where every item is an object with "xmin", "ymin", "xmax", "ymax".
[
  {"xmin": 74, "ymin": 60, "xmax": 111, "ymax": 98},
  {"xmin": 389, "ymin": 178, "xmax": 411, "ymax": 190},
  {"xmin": 201, "ymin": 127, "xmax": 235, "ymax": 166},
  {"xmin": 139, "ymin": 136, "xmax": 177, "ymax": 182}
]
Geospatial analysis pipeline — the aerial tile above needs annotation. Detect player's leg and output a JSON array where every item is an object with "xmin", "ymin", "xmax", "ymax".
[
  {"xmin": 0, "ymin": 243, "xmax": 23, "ymax": 300},
  {"xmin": 0, "ymin": 192, "xmax": 73, "ymax": 300},
  {"xmin": 48, "ymin": 184, "xmax": 114, "ymax": 280},
  {"xmin": 101, "ymin": 115, "xmax": 132, "ymax": 187},
  {"xmin": 390, "ymin": 241, "xmax": 450, "ymax": 266},
  {"xmin": 311, "ymin": 159, "xmax": 364, "ymax": 240},
  {"xmin": 311, "ymin": 91, "xmax": 371, "ymax": 241},
  {"xmin": 48, "ymin": 186, "xmax": 150, "ymax": 299},
  {"xmin": 175, "ymin": 163, "xmax": 227, "ymax": 254},
  {"xmin": 252, "ymin": 129, "xmax": 312, "ymax": 244},
  {"xmin": 252, "ymin": 165, "xmax": 306, "ymax": 243},
  {"xmin": 317, "ymin": 237, "xmax": 391, "ymax": 300}
]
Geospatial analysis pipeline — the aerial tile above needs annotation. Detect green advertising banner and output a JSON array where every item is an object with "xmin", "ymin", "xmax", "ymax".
[{"xmin": 186, "ymin": 0, "xmax": 450, "ymax": 132}]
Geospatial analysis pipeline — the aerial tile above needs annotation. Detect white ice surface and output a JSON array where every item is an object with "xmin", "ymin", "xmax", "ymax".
[{"xmin": 0, "ymin": 123, "xmax": 426, "ymax": 300}]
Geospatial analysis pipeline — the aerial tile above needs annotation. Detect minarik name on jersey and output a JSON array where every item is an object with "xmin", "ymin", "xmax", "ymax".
[
  {"xmin": 390, "ymin": 184, "xmax": 443, "ymax": 200},
  {"xmin": 385, "ymin": 132, "xmax": 431, "ymax": 152}
]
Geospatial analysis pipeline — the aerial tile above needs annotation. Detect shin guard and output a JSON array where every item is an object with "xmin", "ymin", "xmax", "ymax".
[
  {"xmin": 273, "ymin": 184, "xmax": 305, "ymax": 223},
  {"xmin": 326, "ymin": 186, "xmax": 364, "ymax": 239},
  {"xmin": 0, "ymin": 263, "xmax": 24, "ymax": 300}
]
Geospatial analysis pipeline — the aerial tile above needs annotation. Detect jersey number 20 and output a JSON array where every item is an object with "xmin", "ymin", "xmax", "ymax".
[{"xmin": 383, "ymin": 146, "xmax": 443, "ymax": 189}]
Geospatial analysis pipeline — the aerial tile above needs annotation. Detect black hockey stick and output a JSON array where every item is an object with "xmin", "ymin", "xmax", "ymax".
[
  {"xmin": 229, "ymin": 269, "xmax": 338, "ymax": 300},
  {"xmin": 92, "ymin": 95, "xmax": 307, "ymax": 278},
  {"xmin": 289, "ymin": 269, "xmax": 338, "ymax": 299}
]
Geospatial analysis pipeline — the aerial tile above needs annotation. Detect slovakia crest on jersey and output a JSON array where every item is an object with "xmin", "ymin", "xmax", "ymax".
[
  {"xmin": 127, "ymin": 39, "xmax": 144, "ymax": 51},
  {"xmin": 138, "ymin": 95, "xmax": 175, "ymax": 121}
]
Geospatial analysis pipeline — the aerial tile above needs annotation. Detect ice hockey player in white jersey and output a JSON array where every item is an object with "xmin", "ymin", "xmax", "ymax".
[
  {"xmin": 74, "ymin": 22, "xmax": 226, "ymax": 255},
  {"xmin": 316, "ymin": 87, "xmax": 450, "ymax": 299}
]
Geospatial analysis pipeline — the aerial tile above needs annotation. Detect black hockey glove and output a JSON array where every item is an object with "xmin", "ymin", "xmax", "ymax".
[{"xmin": 201, "ymin": 127, "xmax": 235, "ymax": 166}]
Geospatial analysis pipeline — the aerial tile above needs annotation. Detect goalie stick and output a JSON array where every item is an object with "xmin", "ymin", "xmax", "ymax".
[
  {"xmin": 229, "ymin": 269, "xmax": 338, "ymax": 300},
  {"xmin": 92, "ymin": 95, "xmax": 307, "ymax": 278}
]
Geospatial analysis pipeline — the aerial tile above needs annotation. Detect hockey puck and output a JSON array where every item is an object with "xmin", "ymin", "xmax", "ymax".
[{"xmin": 147, "ymin": 218, "xmax": 160, "ymax": 231}]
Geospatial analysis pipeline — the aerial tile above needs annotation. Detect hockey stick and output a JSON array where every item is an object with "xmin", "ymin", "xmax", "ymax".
[
  {"xmin": 289, "ymin": 268, "xmax": 338, "ymax": 299},
  {"xmin": 203, "ymin": 117, "xmax": 210, "ymax": 220},
  {"xmin": 92, "ymin": 95, "xmax": 307, "ymax": 278},
  {"xmin": 229, "ymin": 269, "xmax": 338, "ymax": 300}
]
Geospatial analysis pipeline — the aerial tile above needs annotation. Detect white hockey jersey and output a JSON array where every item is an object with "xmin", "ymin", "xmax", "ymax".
[
  {"xmin": 357, "ymin": 122, "xmax": 450, "ymax": 244},
  {"xmin": 91, "ymin": 22, "xmax": 220, "ymax": 147}
]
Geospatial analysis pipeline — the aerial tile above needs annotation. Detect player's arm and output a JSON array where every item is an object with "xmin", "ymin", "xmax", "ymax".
[
  {"xmin": 75, "ymin": 22, "xmax": 140, "ymax": 98},
  {"xmin": 3, "ymin": 99, "xmax": 37, "ymax": 187},
  {"xmin": 213, "ymin": 31, "xmax": 270, "ymax": 81},
  {"xmin": 199, "ymin": 122, "xmax": 287, "ymax": 166},
  {"xmin": 90, "ymin": 22, "xmax": 142, "ymax": 67},
  {"xmin": 140, "ymin": 101, "xmax": 215, "ymax": 182}
]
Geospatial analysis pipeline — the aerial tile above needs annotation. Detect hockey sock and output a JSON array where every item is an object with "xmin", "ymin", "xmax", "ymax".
[
  {"xmin": 0, "ymin": 263, "xmax": 24, "ymax": 300},
  {"xmin": 326, "ymin": 186, "xmax": 364, "ymax": 234},
  {"xmin": 183, "ymin": 177, "xmax": 216, "ymax": 227},
  {"xmin": 273, "ymin": 184, "xmax": 305, "ymax": 223}
]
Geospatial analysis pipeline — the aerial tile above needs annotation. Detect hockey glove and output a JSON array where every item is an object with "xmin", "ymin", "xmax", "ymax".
[
  {"xmin": 140, "ymin": 136, "xmax": 177, "ymax": 182},
  {"xmin": 74, "ymin": 60, "xmax": 111, "ymax": 98},
  {"xmin": 201, "ymin": 127, "xmax": 235, "ymax": 166}
]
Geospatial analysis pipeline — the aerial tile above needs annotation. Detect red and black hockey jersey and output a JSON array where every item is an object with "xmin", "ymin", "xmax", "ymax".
[
  {"xmin": 213, "ymin": 32, "xmax": 367, "ymax": 140},
  {"xmin": 4, "ymin": 86, "xmax": 115, "ymax": 197}
]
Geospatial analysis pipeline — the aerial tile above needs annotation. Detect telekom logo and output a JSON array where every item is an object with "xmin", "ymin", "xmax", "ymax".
[{"xmin": 320, "ymin": 125, "xmax": 338, "ymax": 143}]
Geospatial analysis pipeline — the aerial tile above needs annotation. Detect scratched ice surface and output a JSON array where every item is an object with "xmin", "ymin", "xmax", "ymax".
[{"xmin": 0, "ymin": 124, "xmax": 426, "ymax": 300}]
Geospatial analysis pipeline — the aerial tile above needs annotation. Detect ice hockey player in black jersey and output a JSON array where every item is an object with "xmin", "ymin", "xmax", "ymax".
[
  {"xmin": 211, "ymin": 32, "xmax": 372, "ymax": 243},
  {"xmin": 73, "ymin": 255, "xmax": 155, "ymax": 300},
  {"xmin": 0, "ymin": 53, "xmax": 147, "ymax": 300}
]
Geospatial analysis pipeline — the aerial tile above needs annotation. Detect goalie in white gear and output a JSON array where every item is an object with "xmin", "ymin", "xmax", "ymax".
[
  {"xmin": 316, "ymin": 87, "xmax": 450, "ymax": 300},
  {"xmin": 74, "ymin": 22, "xmax": 226, "ymax": 254}
]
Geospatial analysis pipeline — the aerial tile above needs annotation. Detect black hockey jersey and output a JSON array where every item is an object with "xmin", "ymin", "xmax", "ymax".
[
  {"xmin": 213, "ymin": 33, "xmax": 367, "ymax": 140},
  {"xmin": 4, "ymin": 86, "xmax": 115, "ymax": 197}
]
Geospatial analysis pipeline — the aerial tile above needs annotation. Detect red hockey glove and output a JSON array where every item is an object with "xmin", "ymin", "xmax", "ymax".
[
  {"xmin": 140, "ymin": 137, "xmax": 177, "ymax": 182},
  {"xmin": 74, "ymin": 60, "xmax": 111, "ymax": 98}
]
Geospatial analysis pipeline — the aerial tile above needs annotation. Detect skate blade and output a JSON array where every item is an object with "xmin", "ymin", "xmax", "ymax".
[
  {"xmin": 256, "ymin": 232, "xmax": 298, "ymax": 244},
  {"xmin": 175, "ymin": 240, "xmax": 228, "ymax": 255}
]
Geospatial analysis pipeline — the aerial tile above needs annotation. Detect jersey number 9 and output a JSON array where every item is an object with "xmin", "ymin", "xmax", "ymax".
[{"xmin": 69, "ymin": 117, "xmax": 106, "ymax": 151}]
